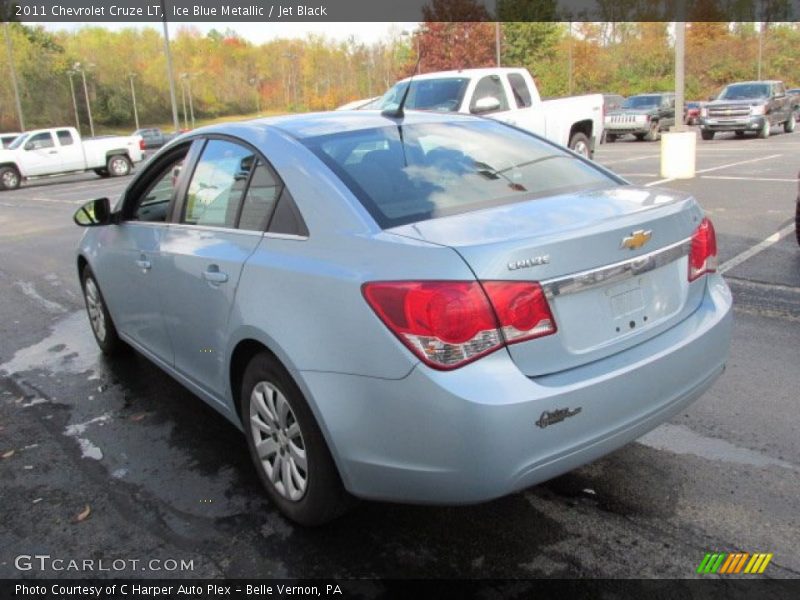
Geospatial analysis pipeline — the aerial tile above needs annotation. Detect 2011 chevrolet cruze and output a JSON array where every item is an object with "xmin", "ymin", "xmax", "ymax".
[{"xmin": 74, "ymin": 111, "xmax": 732, "ymax": 525}]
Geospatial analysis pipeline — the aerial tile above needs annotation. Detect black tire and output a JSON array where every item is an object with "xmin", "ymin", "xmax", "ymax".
[
  {"xmin": 568, "ymin": 132, "xmax": 591, "ymax": 158},
  {"xmin": 107, "ymin": 155, "xmax": 131, "ymax": 177},
  {"xmin": 734, "ymin": 131, "xmax": 745, "ymax": 138},
  {"xmin": 634, "ymin": 133, "xmax": 646, "ymax": 141},
  {"xmin": 240, "ymin": 352, "xmax": 352, "ymax": 526},
  {"xmin": 605, "ymin": 133, "xmax": 617, "ymax": 143},
  {"xmin": 784, "ymin": 114, "xmax": 795, "ymax": 133},
  {"xmin": 93, "ymin": 168, "xmax": 110, "ymax": 177},
  {"xmin": 644, "ymin": 121, "xmax": 660, "ymax": 142},
  {"xmin": 757, "ymin": 120, "xmax": 770, "ymax": 139},
  {"xmin": 0, "ymin": 165, "xmax": 21, "ymax": 190},
  {"xmin": 80, "ymin": 266, "xmax": 125, "ymax": 355},
  {"xmin": 701, "ymin": 130, "xmax": 715, "ymax": 141}
]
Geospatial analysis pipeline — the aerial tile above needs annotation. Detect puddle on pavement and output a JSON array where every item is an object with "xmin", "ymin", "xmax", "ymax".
[
  {"xmin": 0, "ymin": 311, "xmax": 100, "ymax": 377},
  {"xmin": 639, "ymin": 423, "xmax": 797, "ymax": 472}
]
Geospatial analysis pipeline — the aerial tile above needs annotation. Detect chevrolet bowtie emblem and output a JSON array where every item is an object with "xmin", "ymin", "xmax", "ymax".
[{"xmin": 621, "ymin": 229, "xmax": 652, "ymax": 250}]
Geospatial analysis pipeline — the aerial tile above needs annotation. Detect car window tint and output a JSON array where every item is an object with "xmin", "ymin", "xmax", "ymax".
[
  {"xmin": 268, "ymin": 188, "xmax": 309, "ymax": 237},
  {"xmin": 507, "ymin": 74, "xmax": 532, "ymax": 108},
  {"xmin": 238, "ymin": 161, "xmax": 282, "ymax": 231},
  {"xmin": 470, "ymin": 76, "xmax": 509, "ymax": 113},
  {"xmin": 304, "ymin": 121, "xmax": 615, "ymax": 228},
  {"xmin": 183, "ymin": 140, "xmax": 254, "ymax": 228},
  {"xmin": 28, "ymin": 132, "xmax": 54, "ymax": 149},
  {"xmin": 56, "ymin": 130, "xmax": 74, "ymax": 146},
  {"xmin": 133, "ymin": 158, "xmax": 184, "ymax": 222}
]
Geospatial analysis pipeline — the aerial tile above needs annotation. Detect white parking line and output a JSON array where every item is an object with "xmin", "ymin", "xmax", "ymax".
[
  {"xmin": 644, "ymin": 153, "xmax": 783, "ymax": 188},
  {"xmin": 719, "ymin": 223, "xmax": 796, "ymax": 274},
  {"xmin": 601, "ymin": 154, "xmax": 660, "ymax": 165},
  {"xmin": 701, "ymin": 175, "xmax": 797, "ymax": 183}
]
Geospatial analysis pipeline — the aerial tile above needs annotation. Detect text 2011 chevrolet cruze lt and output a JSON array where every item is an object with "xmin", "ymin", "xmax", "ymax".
[{"xmin": 74, "ymin": 111, "xmax": 732, "ymax": 525}]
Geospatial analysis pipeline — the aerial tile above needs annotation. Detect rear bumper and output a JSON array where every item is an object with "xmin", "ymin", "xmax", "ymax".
[
  {"xmin": 700, "ymin": 116, "xmax": 764, "ymax": 131},
  {"xmin": 300, "ymin": 275, "xmax": 733, "ymax": 504}
]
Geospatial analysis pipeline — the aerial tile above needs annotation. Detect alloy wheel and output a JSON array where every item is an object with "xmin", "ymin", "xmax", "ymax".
[
  {"xmin": 249, "ymin": 381, "xmax": 308, "ymax": 502},
  {"xmin": 84, "ymin": 278, "xmax": 107, "ymax": 342}
]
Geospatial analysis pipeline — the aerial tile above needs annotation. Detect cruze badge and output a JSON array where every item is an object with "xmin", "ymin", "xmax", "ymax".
[
  {"xmin": 507, "ymin": 255, "xmax": 550, "ymax": 271},
  {"xmin": 620, "ymin": 229, "xmax": 652, "ymax": 251},
  {"xmin": 536, "ymin": 407, "xmax": 582, "ymax": 429}
]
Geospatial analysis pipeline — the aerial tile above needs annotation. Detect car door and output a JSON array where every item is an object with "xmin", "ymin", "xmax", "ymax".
[
  {"xmin": 159, "ymin": 137, "xmax": 281, "ymax": 402},
  {"xmin": 18, "ymin": 132, "xmax": 61, "ymax": 176},
  {"xmin": 91, "ymin": 144, "xmax": 195, "ymax": 365},
  {"xmin": 55, "ymin": 129, "xmax": 84, "ymax": 172}
]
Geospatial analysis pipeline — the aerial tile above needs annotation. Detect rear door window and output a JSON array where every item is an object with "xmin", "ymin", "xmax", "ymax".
[
  {"xmin": 507, "ymin": 73, "xmax": 532, "ymax": 108},
  {"xmin": 56, "ymin": 130, "xmax": 74, "ymax": 146}
]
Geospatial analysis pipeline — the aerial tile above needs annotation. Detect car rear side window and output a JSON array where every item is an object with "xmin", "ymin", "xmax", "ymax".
[
  {"xmin": 303, "ymin": 120, "xmax": 616, "ymax": 228},
  {"xmin": 183, "ymin": 140, "xmax": 254, "ymax": 228},
  {"xmin": 238, "ymin": 160, "xmax": 282, "ymax": 231},
  {"xmin": 507, "ymin": 73, "xmax": 532, "ymax": 108},
  {"xmin": 56, "ymin": 130, "xmax": 74, "ymax": 146}
]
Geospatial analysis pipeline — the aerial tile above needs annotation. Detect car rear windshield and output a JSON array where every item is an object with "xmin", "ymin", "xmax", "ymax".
[
  {"xmin": 376, "ymin": 78, "xmax": 470, "ymax": 112},
  {"xmin": 719, "ymin": 84, "xmax": 770, "ymax": 100},
  {"xmin": 302, "ymin": 120, "xmax": 617, "ymax": 228}
]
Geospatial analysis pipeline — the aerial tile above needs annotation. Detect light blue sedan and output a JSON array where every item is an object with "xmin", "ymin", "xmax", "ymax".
[{"xmin": 74, "ymin": 111, "xmax": 732, "ymax": 525}]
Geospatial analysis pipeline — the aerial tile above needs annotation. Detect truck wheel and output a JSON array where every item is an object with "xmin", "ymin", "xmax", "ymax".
[
  {"xmin": 701, "ymin": 130, "xmax": 715, "ymax": 141},
  {"xmin": 784, "ymin": 115, "xmax": 795, "ymax": 133},
  {"xmin": 644, "ymin": 121, "xmax": 660, "ymax": 142},
  {"xmin": 757, "ymin": 120, "xmax": 770, "ymax": 139},
  {"xmin": 240, "ymin": 352, "xmax": 353, "ymax": 526},
  {"xmin": 568, "ymin": 132, "xmax": 590, "ymax": 158},
  {"xmin": 634, "ymin": 134, "xmax": 645, "ymax": 141},
  {"xmin": 93, "ymin": 168, "xmax": 110, "ymax": 178},
  {"xmin": 0, "ymin": 166, "xmax": 21, "ymax": 190},
  {"xmin": 107, "ymin": 155, "xmax": 131, "ymax": 177},
  {"xmin": 605, "ymin": 133, "xmax": 617, "ymax": 143},
  {"xmin": 735, "ymin": 131, "xmax": 745, "ymax": 138}
]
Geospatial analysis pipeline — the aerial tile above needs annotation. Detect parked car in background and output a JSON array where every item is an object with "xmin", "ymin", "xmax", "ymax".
[
  {"xmin": 603, "ymin": 93, "xmax": 676, "ymax": 142},
  {"xmin": 685, "ymin": 101, "xmax": 704, "ymax": 125},
  {"xmin": 0, "ymin": 127, "xmax": 144, "ymax": 190},
  {"xmin": 0, "ymin": 132, "xmax": 21, "ymax": 148},
  {"xmin": 377, "ymin": 68, "xmax": 604, "ymax": 158},
  {"xmin": 601, "ymin": 94, "xmax": 625, "ymax": 143},
  {"xmin": 74, "ymin": 111, "xmax": 732, "ymax": 525},
  {"xmin": 134, "ymin": 128, "xmax": 177, "ymax": 149},
  {"xmin": 699, "ymin": 80, "xmax": 794, "ymax": 140}
]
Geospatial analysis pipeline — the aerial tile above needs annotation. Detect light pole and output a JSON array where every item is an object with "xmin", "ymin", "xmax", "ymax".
[
  {"xmin": 3, "ymin": 23, "xmax": 25, "ymax": 131},
  {"xmin": 283, "ymin": 52, "xmax": 298, "ymax": 107},
  {"xmin": 129, "ymin": 73, "xmax": 140, "ymax": 131},
  {"xmin": 495, "ymin": 22, "xmax": 501, "ymax": 67},
  {"xmin": 74, "ymin": 62, "xmax": 95, "ymax": 138},
  {"xmin": 161, "ymin": 7, "xmax": 180, "ymax": 132},
  {"xmin": 66, "ymin": 70, "xmax": 81, "ymax": 132},
  {"xmin": 249, "ymin": 77, "xmax": 262, "ymax": 115},
  {"xmin": 179, "ymin": 76, "xmax": 187, "ymax": 130},
  {"xmin": 181, "ymin": 73, "xmax": 195, "ymax": 128},
  {"xmin": 757, "ymin": 23, "xmax": 763, "ymax": 80},
  {"xmin": 400, "ymin": 29, "xmax": 420, "ymax": 73}
]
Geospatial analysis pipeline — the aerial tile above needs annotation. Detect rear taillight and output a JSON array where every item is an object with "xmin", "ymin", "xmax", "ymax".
[
  {"xmin": 139, "ymin": 139, "xmax": 145, "ymax": 151},
  {"xmin": 362, "ymin": 280, "xmax": 556, "ymax": 370},
  {"xmin": 688, "ymin": 217, "xmax": 718, "ymax": 281}
]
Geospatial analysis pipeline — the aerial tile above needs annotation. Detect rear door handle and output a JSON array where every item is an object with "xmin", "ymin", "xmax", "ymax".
[{"xmin": 202, "ymin": 265, "xmax": 228, "ymax": 284}]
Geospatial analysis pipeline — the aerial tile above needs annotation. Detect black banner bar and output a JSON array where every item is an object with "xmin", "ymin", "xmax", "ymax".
[
  {"xmin": 3, "ymin": 579, "xmax": 800, "ymax": 600},
  {"xmin": 1, "ymin": 0, "xmax": 799, "ymax": 23}
]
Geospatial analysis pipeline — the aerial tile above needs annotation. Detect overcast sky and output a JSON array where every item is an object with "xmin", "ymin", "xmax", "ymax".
[{"xmin": 40, "ymin": 21, "xmax": 420, "ymax": 44}]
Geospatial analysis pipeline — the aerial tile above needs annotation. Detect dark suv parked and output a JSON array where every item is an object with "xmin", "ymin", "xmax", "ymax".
[
  {"xmin": 699, "ymin": 81, "xmax": 795, "ymax": 140},
  {"xmin": 603, "ymin": 93, "xmax": 676, "ymax": 142}
]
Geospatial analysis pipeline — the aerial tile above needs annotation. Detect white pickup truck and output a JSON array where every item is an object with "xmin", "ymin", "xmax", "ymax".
[
  {"xmin": 0, "ymin": 127, "xmax": 144, "ymax": 190},
  {"xmin": 375, "ymin": 67, "xmax": 604, "ymax": 158}
]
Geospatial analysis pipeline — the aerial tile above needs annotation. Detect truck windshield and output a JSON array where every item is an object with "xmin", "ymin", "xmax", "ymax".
[
  {"xmin": 302, "ymin": 120, "xmax": 617, "ymax": 228},
  {"xmin": 622, "ymin": 96, "xmax": 661, "ymax": 109},
  {"xmin": 377, "ymin": 78, "xmax": 470, "ymax": 112},
  {"xmin": 718, "ymin": 84, "xmax": 770, "ymax": 100},
  {"xmin": 8, "ymin": 134, "xmax": 29, "ymax": 150}
]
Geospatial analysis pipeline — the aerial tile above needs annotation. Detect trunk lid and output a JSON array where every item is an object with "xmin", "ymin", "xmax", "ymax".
[{"xmin": 388, "ymin": 185, "xmax": 707, "ymax": 376}]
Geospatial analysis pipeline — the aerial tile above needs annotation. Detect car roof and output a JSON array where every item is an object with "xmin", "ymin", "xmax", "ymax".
[
  {"xmin": 726, "ymin": 80, "xmax": 780, "ymax": 85},
  {"xmin": 195, "ymin": 110, "xmax": 486, "ymax": 141}
]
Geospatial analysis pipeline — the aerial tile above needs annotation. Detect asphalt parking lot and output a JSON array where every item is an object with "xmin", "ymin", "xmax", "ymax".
[{"xmin": 1, "ymin": 127, "xmax": 798, "ymax": 580}]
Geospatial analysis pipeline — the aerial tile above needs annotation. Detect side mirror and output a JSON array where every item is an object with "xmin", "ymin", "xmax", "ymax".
[
  {"xmin": 24, "ymin": 142, "xmax": 34, "ymax": 151},
  {"xmin": 74, "ymin": 197, "xmax": 112, "ymax": 227},
  {"xmin": 471, "ymin": 96, "xmax": 501, "ymax": 114}
]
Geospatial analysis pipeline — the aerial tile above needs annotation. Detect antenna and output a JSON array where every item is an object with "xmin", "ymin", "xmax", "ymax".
[{"xmin": 382, "ymin": 52, "xmax": 422, "ymax": 119}]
